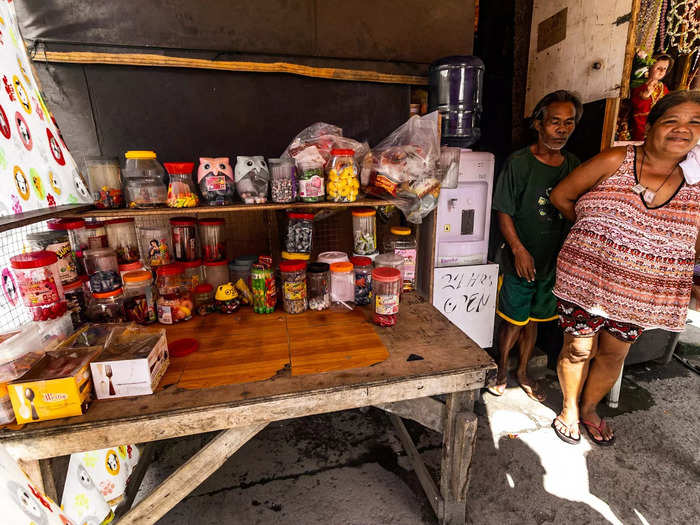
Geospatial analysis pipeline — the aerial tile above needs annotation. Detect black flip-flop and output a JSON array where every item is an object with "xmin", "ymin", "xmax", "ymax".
[
  {"xmin": 551, "ymin": 416, "xmax": 580, "ymax": 445},
  {"xmin": 581, "ymin": 419, "xmax": 615, "ymax": 446}
]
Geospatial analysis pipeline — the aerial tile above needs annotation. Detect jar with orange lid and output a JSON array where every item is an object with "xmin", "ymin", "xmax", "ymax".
[
  {"xmin": 352, "ymin": 208, "xmax": 377, "ymax": 255},
  {"xmin": 123, "ymin": 270, "xmax": 157, "ymax": 324},
  {"xmin": 330, "ymin": 261, "xmax": 355, "ymax": 311},
  {"xmin": 87, "ymin": 288, "xmax": 126, "ymax": 322},
  {"xmin": 383, "ymin": 226, "xmax": 417, "ymax": 292}
]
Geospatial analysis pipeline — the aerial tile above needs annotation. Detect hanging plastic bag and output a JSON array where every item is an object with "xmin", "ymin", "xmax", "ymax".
[{"xmin": 281, "ymin": 122, "xmax": 369, "ymax": 168}]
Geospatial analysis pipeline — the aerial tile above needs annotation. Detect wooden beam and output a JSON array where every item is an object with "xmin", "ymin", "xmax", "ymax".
[
  {"xmin": 18, "ymin": 459, "xmax": 45, "ymax": 495},
  {"xmin": 120, "ymin": 424, "xmax": 266, "ymax": 525},
  {"xmin": 620, "ymin": 0, "xmax": 642, "ymax": 99},
  {"xmin": 375, "ymin": 397, "xmax": 445, "ymax": 433},
  {"xmin": 113, "ymin": 444, "xmax": 157, "ymax": 520},
  {"xmin": 0, "ymin": 204, "xmax": 93, "ymax": 233},
  {"xmin": 600, "ymin": 97, "xmax": 620, "ymax": 152}
]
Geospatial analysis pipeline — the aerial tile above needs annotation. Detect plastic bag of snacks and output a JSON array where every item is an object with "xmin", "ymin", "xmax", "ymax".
[
  {"xmin": 361, "ymin": 112, "xmax": 441, "ymax": 223},
  {"xmin": 281, "ymin": 122, "xmax": 369, "ymax": 168}
]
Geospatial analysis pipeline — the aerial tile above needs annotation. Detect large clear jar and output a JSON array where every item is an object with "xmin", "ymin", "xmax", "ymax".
[
  {"xmin": 194, "ymin": 283, "xmax": 215, "ymax": 316},
  {"xmin": 84, "ymin": 156, "xmax": 123, "ymax": 209},
  {"xmin": 251, "ymin": 263, "xmax": 276, "ymax": 314},
  {"xmin": 352, "ymin": 208, "xmax": 377, "ymax": 255},
  {"xmin": 269, "ymin": 158, "xmax": 296, "ymax": 203},
  {"xmin": 203, "ymin": 259, "xmax": 229, "ymax": 290},
  {"xmin": 122, "ymin": 270, "xmax": 157, "ymax": 325},
  {"xmin": 48, "ymin": 217, "xmax": 89, "ymax": 254},
  {"xmin": 156, "ymin": 264, "xmax": 193, "ymax": 324},
  {"xmin": 350, "ymin": 256, "xmax": 373, "ymax": 306},
  {"xmin": 83, "ymin": 248, "xmax": 122, "ymax": 293},
  {"xmin": 123, "ymin": 150, "xmax": 167, "ymax": 208},
  {"xmin": 63, "ymin": 278, "xmax": 87, "ymax": 329},
  {"xmin": 198, "ymin": 218, "xmax": 226, "ymax": 261},
  {"xmin": 181, "ymin": 259, "xmax": 204, "ymax": 290},
  {"xmin": 86, "ymin": 221, "xmax": 108, "ymax": 249},
  {"xmin": 383, "ymin": 226, "xmax": 417, "ymax": 292},
  {"xmin": 307, "ymin": 262, "xmax": 330, "ymax": 311},
  {"xmin": 372, "ymin": 267, "xmax": 401, "ymax": 327},
  {"xmin": 164, "ymin": 162, "xmax": 199, "ymax": 207},
  {"xmin": 139, "ymin": 225, "xmax": 172, "ymax": 269},
  {"xmin": 87, "ymin": 288, "xmax": 126, "ymax": 323},
  {"xmin": 326, "ymin": 149, "xmax": 359, "ymax": 203},
  {"xmin": 297, "ymin": 158, "xmax": 325, "ymax": 203},
  {"xmin": 317, "ymin": 251, "xmax": 349, "ymax": 265},
  {"xmin": 10, "ymin": 251, "xmax": 67, "ymax": 321},
  {"xmin": 330, "ymin": 262, "xmax": 355, "ymax": 311},
  {"xmin": 26, "ymin": 229, "xmax": 79, "ymax": 286},
  {"xmin": 285, "ymin": 212, "xmax": 313, "ymax": 254},
  {"xmin": 375, "ymin": 253, "xmax": 405, "ymax": 291},
  {"xmin": 105, "ymin": 218, "xmax": 140, "ymax": 264},
  {"xmin": 170, "ymin": 217, "xmax": 198, "ymax": 261},
  {"xmin": 279, "ymin": 261, "xmax": 307, "ymax": 314}
]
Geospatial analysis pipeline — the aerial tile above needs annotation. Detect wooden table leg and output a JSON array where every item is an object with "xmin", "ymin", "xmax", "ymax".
[{"xmin": 18, "ymin": 459, "xmax": 45, "ymax": 495}]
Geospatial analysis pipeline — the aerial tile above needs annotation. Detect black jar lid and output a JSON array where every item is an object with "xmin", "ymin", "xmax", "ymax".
[{"xmin": 308, "ymin": 262, "xmax": 330, "ymax": 273}]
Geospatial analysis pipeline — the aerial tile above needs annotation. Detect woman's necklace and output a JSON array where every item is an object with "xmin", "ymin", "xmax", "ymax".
[{"xmin": 632, "ymin": 148, "xmax": 677, "ymax": 204}]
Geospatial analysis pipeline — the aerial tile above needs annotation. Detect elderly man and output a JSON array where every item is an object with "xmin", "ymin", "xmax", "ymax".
[{"xmin": 488, "ymin": 90, "xmax": 582, "ymax": 401}]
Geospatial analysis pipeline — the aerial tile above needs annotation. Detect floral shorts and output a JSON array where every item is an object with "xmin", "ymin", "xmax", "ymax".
[{"xmin": 556, "ymin": 299, "xmax": 643, "ymax": 343}]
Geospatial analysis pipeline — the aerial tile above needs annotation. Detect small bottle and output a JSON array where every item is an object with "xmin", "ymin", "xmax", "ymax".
[{"xmin": 383, "ymin": 226, "xmax": 417, "ymax": 292}]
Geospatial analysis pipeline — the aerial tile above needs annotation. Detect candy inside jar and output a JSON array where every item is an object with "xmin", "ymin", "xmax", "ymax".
[
  {"xmin": 285, "ymin": 212, "xmax": 313, "ymax": 254},
  {"xmin": 156, "ymin": 263, "xmax": 193, "ymax": 324},
  {"xmin": 308, "ymin": 262, "xmax": 330, "ymax": 311},
  {"xmin": 105, "ymin": 218, "xmax": 140, "ymax": 264},
  {"xmin": 10, "ymin": 251, "xmax": 67, "ymax": 322},
  {"xmin": 279, "ymin": 261, "xmax": 307, "ymax": 314},
  {"xmin": 123, "ymin": 270, "xmax": 157, "ymax": 325},
  {"xmin": 372, "ymin": 267, "xmax": 401, "ymax": 327},
  {"xmin": 164, "ymin": 162, "xmax": 199, "ymax": 207},
  {"xmin": 350, "ymin": 256, "xmax": 373, "ymax": 306},
  {"xmin": 352, "ymin": 208, "xmax": 377, "ymax": 255},
  {"xmin": 326, "ymin": 149, "xmax": 359, "ymax": 203},
  {"xmin": 84, "ymin": 156, "xmax": 123, "ymax": 209},
  {"xmin": 269, "ymin": 158, "xmax": 296, "ymax": 203},
  {"xmin": 83, "ymin": 247, "xmax": 122, "ymax": 294},
  {"xmin": 194, "ymin": 283, "xmax": 215, "ymax": 316},
  {"xmin": 199, "ymin": 218, "xmax": 226, "ymax": 261}
]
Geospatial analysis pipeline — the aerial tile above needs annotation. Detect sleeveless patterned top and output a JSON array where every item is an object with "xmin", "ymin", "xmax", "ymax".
[{"xmin": 554, "ymin": 146, "xmax": 700, "ymax": 331}]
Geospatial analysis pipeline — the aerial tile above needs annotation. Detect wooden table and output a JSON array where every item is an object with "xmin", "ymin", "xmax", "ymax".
[{"xmin": 0, "ymin": 295, "xmax": 495, "ymax": 524}]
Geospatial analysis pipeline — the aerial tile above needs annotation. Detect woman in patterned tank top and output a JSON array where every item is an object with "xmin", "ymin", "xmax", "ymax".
[{"xmin": 548, "ymin": 91, "xmax": 700, "ymax": 446}]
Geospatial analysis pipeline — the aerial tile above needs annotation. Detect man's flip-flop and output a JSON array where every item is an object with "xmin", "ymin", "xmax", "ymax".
[
  {"xmin": 581, "ymin": 419, "xmax": 615, "ymax": 446},
  {"xmin": 551, "ymin": 416, "xmax": 580, "ymax": 445},
  {"xmin": 487, "ymin": 383, "xmax": 506, "ymax": 396}
]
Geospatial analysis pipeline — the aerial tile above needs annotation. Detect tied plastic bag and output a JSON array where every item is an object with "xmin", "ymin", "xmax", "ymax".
[
  {"xmin": 281, "ymin": 122, "xmax": 369, "ymax": 168},
  {"xmin": 361, "ymin": 112, "xmax": 441, "ymax": 223}
]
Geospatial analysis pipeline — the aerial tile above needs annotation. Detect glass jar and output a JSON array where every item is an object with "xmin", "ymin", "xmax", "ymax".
[
  {"xmin": 203, "ymin": 259, "xmax": 229, "ymax": 290},
  {"xmin": 164, "ymin": 162, "xmax": 199, "ymax": 207},
  {"xmin": 317, "ymin": 251, "xmax": 349, "ymax": 266},
  {"xmin": 84, "ymin": 156, "xmax": 123, "ymax": 209},
  {"xmin": 383, "ymin": 226, "xmax": 417, "ymax": 292},
  {"xmin": 86, "ymin": 221, "xmax": 108, "ymax": 249},
  {"xmin": 330, "ymin": 262, "xmax": 355, "ymax": 311},
  {"xmin": 119, "ymin": 261, "xmax": 145, "ymax": 281},
  {"xmin": 326, "ymin": 149, "xmax": 359, "ymax": 202},
  {"xmin": 307, "ymin": 262, "xmax": 330, "ymax": 311},
  {"xmin": 350, "ymin": 256, "xmax": 373, "ymax": 306},
  {"xmin": 251, "ymin": 263, "xmax": 276, "ymax": 314},
  {"xmin": 26, "ymin": 229, "xmax": 80, "ymax": 285},
  {"xmin": 197, "ymin": 157, "xmax": 235, "ymax": 206},
  {"xmin": 181, "ymin": 259, "xmax": 204, "ymax": 290},
  {"xmin": 285, "ymin": 212, "xmax": 314, "ymax": 254},
  {"xmin": 83, "ymin": 248, "xmax": 122, "ymax": 293},
  {"xmin": 122, "ymin": 270, "xmax": 157, "ymax": 325},
  {"xmin": 10, "ymin": 251, "xmax": 67, "ymax": 321},
  {"xmin": 279, "ymin": 261, "xmax": 307, "ymax": 314},
  {"xmin": 139, "ymin": 225, "xmax": 172, "ymax": 268},
  {"xmin": 170, "ymin": 217, "xmax": 198, "ymax": 261},
  {"xmin": 199, "ymin": 218, "xmax": 226, "ymax": 261},
  {"xmin": 123, "ymin": 150, "xmax": 167, "ymax": 208},
  {"xmin": 87, "ymin": 288, "xmax": 126, "ymax": 323},
  {"xmin": 156, "ymin": 263, "xmax": 193, "ymax": 324},
  {"xmin": 63, "ymin": 277, "xmax": 86, "ymax": 329},
  {"xmin": 374, "ymin": 252, "xmax": 405, "ymax": 290},
  {"xmin": 352, "ymin": 208, "xmax": 377, "ymax": 255},
  {"xmin": 194, "ymin": 283, "xmax": 215, "ymax": 316},
  {"xmin": 372, "ymin": 267, "xmax": 401, "ymax": 327},
  {"xmin": 269, "ymin": 158, "xmax": 296, "ymax": 203},
  {"xmin": 105, "ymin": 218, "xmax": 140, "ymax": 264},
  {"xmin": 229, "ymin": 261, "xmax": 252, "ymax": 290},
  {"xmin": 297, "ymin": 158, "xmax": 325, "ymax": 202}
]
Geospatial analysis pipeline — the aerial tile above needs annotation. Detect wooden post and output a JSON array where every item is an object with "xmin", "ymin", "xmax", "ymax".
[{"xmin": 600, "ymin": 97, "xmax": 621, "ymax": 151}]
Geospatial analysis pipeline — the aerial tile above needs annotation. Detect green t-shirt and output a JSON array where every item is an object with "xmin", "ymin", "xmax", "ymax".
[{"xmin": 492, "ymin": 146, "xmax": 580, "ymax": 276}]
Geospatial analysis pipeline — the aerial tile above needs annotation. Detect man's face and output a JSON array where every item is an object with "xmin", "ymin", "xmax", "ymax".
[{"xmin": 536, "ymin": 101, "xmax": 577, "ymax": 150}]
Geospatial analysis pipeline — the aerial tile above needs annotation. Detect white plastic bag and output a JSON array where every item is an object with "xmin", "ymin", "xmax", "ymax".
[{"xmin": 281, "ymin": 122, "xmax": 369, "ymax": 167}]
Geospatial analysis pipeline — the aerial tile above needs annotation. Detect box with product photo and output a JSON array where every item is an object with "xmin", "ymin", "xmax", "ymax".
[{"xmin": 90, "ymin": 329, "xmax": 169, "ymax": 399}]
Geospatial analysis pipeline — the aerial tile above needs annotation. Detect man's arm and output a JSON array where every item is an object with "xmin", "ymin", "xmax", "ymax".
[{"xmin": 498, "ymin": 211, "xmax": 535, "ymax": 282}]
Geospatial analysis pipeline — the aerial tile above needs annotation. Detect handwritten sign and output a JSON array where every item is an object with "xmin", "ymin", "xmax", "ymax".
[{"xmin": 432, "ymin": 263, "xmax": 499, "ymax": 348}]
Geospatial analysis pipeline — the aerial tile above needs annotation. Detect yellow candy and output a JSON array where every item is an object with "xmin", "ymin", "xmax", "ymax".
[{"xmin": 329, "ymin": 169, "xmax": 337, "ymax": 177}]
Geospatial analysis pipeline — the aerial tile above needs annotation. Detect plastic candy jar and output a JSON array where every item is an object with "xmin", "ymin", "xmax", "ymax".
[
  {"xmin": 123, "ymin": 150, "xmax": 167, "ymax": 208},
  {"xmin": 198, "ymin": 158, "xmax": 236, "ymax": 206},
  {"xmin": 170, "ymin": 217, "xmax": 198, "ymax": 261},
  {"xmin": 352, "ymin": 208, "xmax": 377, "ymax": 255},
  {"xmin": 122, "ymin": 270, "xmax": 157, "ymax": 325},
  {"xmin": 317, "ymin": 251, "xmax": 349, "ymax": 266},
  {"xmin": 139, "ymin": 225, "xmax": 172, "ymax": 268},
  {"xmin": 372, "ymin": 267, "xmax": 401, "ymax": 327},
  {"xmin": 330, "ymin": 262, "xmax": 355, "ymax": 311},
  {"xmin": 308, "ymin": 262, "xmax": 330, "ymax": 311},
  {"xmin": 194, "ymin": 283, "xmax": 215, "ymax": 316},
  {"xmin": 280, "ymin": 261, "xmax": 307, "ymax": 314},
  {"xmin": 350, "ymin": 256, "xmax": 373, "ymax": 306},
  {"xmin": 181, "ymin": 259, "xmax": 204, "ymax": 290},
  {"xmin": 84, "ymin": 156, "xmax": 123, "ymax": 209},
  {"xmin": 118, "ymin": 261, "xmax": 145, "ymax": 281},
  {"xmin": 48, "ymin": 217, "xmax": 89, "ymax": 254},
  {"xmin": 10, "ymin": 251, "xmax": 67, "ymax": 321},
  {"xmin": 251, "ymin": 263, "xmax": 276, "ymax": 314},
  {"xmin": 383, "ymin": 226, "xmax": 417, "ymax": 292},
  {"xmin": 203, "ymin": 259, "xmax": 229, "ymax": 290},
  {"xmin": 285, "ymin": 212, "xmax": 313, "ymax": 254},
  {"xmin": 297, "ymin": 158, "xmax": 325, "ymax": 202},
  {"xmin": 269, "ymin": 158, "xmax": 296, "ymax": 203},
  {"xmin": 87, "ymin": 288, "xmax": 126, "ymax": 322},
  {"xmin": 156, "ymin": 264, "xmax": 193, "ymax": 324},
  {"xmin": 164, "ymin": 162, "xmax": 199, "ymax": 207},
  {"xmin": 326, "ymin": 149, "xmax": 359, "ymax": 202},
  {"xmin": 26, "ymin": 229, "xmax": 80, "ymax": 286},
  {"xmin": 86, "ymin": 221, "xmax": 108, "ymax": 249},
  {"xmin": 105, "ymin": 218, "xmax": 140, "ymax": 264},
  {"xmin": 199, "ymin": 218, "xmax": 226, "ymax": 261},
  {"xmin": 63, "ymin": 277, "xmax": 87, "ymax": 329},
  {"xmin": 83, "ymin": 248, "xmax": 122, "ymax": 294},
  {"xmin": 374, "ymin": 253, "xmax": 405, "ymax": 290}
]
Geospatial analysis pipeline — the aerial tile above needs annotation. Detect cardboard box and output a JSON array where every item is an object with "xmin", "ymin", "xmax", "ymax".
[{"xmin": 90, "ymin": 329, "xmax": 169, "ymax": 399}]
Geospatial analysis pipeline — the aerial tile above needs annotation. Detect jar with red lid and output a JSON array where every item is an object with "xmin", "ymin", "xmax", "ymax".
[
  {"xmin": 156, "ymin": 264, "xmax": 193, "ymax": 324},
  {"xmin": 105, "ymin": 218, "xmax": 140, "ymax": 264},
  {"xmin": 138, "ymin": 225, "xmax": 172, "ymax": 268},
  {"xmin": 203, "ymin": 259, "xmax": 229, "ymax": 290},
  {"xmin": 118, "ymin": 260, "xmax": 145, "ymax": 281},
  {"xmin": 194, "ymin": 283, "xmax": 215, "ymax": 316},
  {"xmin": 199, "ymin": 218, "xmax": 226, "ymax": 261},
  {"xmin": 26, "ymin": 229, "xmax": 79, "ymax": 285},
  {"xmin": 285, "ymin": 212, "xmax": 313, "ymax": 254},
  {"xmin": 48, "ymin": 217, "xmax": 89, "ymax": 254},
  {"xmin": 372, "ymin": 267, "xmax": 401, "ymax": 326},
  {"xmin": 350, "ymin": 256, "xmax": 373, "ymax": 305},
  {"xmin": 326, "ymin": 149, "xmax": 359, "ymax": 203},
  {"xmin": 164, "ymin": 162, "xmax": 199, "ymax": 207},
  {"xmin": 10, "ymin": 251, "xmax": 67, "ymax": 321},
  {"xmin": 170, "ymin": 217, "xmax": 198, "ymax": 261},
  {"xmin": 87, "ymin": 288, "xmax": 126, "ymax": 322},
  {"xmin": 280, "ymin": 261, "xmax": 307, "ymax": 314},
  {"xmin": 86, "ymin": 221, "xmax": 108, "ymax": 249},
  {"xmin": 181, "ymin": 259, "xmax": 204, "ymax": 290},
  {"xmin": 123, "ymin": 270, "xmax": 157, "ymax": 324}
]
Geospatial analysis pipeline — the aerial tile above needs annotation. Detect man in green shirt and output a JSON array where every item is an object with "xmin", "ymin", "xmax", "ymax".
[{"xmin": 489, "ymin": 90, "xmax": 582, "ymax": 401}]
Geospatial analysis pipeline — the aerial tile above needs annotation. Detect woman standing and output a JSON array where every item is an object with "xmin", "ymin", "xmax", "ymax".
[
  {"xmin": 629, "ymin": 54, "xmax": 673, "ymax": 141},
  {"xmin": 549, "ymin": 90, "xmax": 700, "ymax": 445}
]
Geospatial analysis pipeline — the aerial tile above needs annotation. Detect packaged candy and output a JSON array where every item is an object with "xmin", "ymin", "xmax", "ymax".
[{"xmin": 235, "ymin": 156, "xmax": 269, "ymax": 204}]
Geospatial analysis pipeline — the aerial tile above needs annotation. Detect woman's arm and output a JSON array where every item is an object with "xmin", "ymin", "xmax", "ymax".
[{"xmin": 550, "ymin": 147, "xmax": 628, "ymax": 222}]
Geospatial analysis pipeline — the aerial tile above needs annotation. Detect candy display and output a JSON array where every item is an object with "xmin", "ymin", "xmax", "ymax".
[
  {"xmin": 83, "ymin": 248, "xmax": 122, "ymax": 294},
  {"xmin": 86, "ymin": 221, "xmax": 109, "ymax": 249},
  {"xmin": 181, "ymin": 259, "xmax": 204, "ymax": 290},
  {"xmin": 214, "ymin": 282, "xmax": 241, "ymax": 314},
  {"xmin": 203, "ymin": 259, "xmax": 229, "ymax": 290},
  {"xmin": 352, "ymin": 208, "xmax": 377, "ymax": 255},
  {"xmin": 194, "ymin": 283, "xmax": 215, "ymax": 316},
  {"xmin": 372, "ymin": 267, "xmax": 401, "ymax": 327},
  {"xmin": 164, "ymin": 162, "xmax": 199, "ymax": 207},
  {"xmin": 281, "ymin": 121, "xmax": 369, "ymax": 170},
  {"xmin": 85, "ymin": 156, "xmax": 124, "ymax": 209},
  {"xmin": 87, "ymin": 288, "xmax": 127, "ymax": 323},
  {"xmin": 27, "ymin": 229, "xmax": 80, "ymax": 285},
  {"xmin": 307, "ymin": 262, "xmax": 330, "ymax": 311},
  {"xmin": 269, "ymin": 158, "xmax": 296, "ymax": 203},
  {"xmin": 170, "ymin": 217, "xmax": 198, "ymax": 261},
  {"xmin": 251, "ymin": 263, "xmax": 276, "ymax": 314},
  {"xmin": 285, "ymin": 212, "xmax": 314, "ymax": 254},
  {"xmin": 63, "ymin": 278, "xmax": 87, "ymax": 329},
  {"xmin": 317, "ymin": 251, "xmax": 349, "ymax": 265},
  {"xmin": 105, "ymin": 218, "xmax": 140, "ymax": 264},
  {"xmin": 139, "ymin": 225, "xmax": 172, "ymax": 268},
  {"xmin": 280, "ymin": 261, "xmax": 307, "ymax": 314},
  {"xmin": 297, "ymin": 159, "xmax": 325, "ymax": 202},
  {"xmin": 123, "ymin": 150, "xmax": 168, "ymax": 208},
  {"xmin": 198, "ymin": 157, "xmax": 236, "ymax": 206},
  {"xmin": 123, "ymin": 271, "xmax": 157, "ymax": 325},
  {"xmin": 350, "ymin": 256, "xmax": 373, "ymax": 306},
  {"xmin": 383, "ymin": 226, "xmax": 417, "ymax": 292},
  {"xmin": 235, "ymin": 156, "xmax": 270, "ymax": 204},
  {"xmin": 199, "ymin": 218, "xmax": 226, "ymax": 261},
  {"xmin": 10, "ymin": 251, "xmax": 67, "ymax": 321},
  {"xmin": 49, "ymin": 217, "xmax": 89, "ymax": 255},
  {"xmin": 156, "ymin": 264, "xmax": 193, "ymax": 324},
  {"xmin": 326, "ymin": 149, "xmax": 359, "ymax": 202},
  {"xmin": 234, "ymin": 278, "xmax": 253, "ymax": 305},
  {"xmin": 330, "ymin": 262, "xmax": 355, "ymax": 311}
]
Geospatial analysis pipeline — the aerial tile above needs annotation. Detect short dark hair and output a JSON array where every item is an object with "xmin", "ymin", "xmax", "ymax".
[
  {"xmin": 647, "ymin": 90, "xmax": 700, "ymax": 127},
  {"xmin": 531, "ymin": 90, "xmax": 583, "ymax": 128},
  {"xmin": 652, "ymin": 53, "xmax": 674, "ymax": 78}
]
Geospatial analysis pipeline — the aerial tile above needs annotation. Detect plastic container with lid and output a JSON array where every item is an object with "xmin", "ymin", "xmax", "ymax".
[
  {"xmin": 105, "ymin": 218, "xmax": 140, "ymax": 264},
  {"xmin": 63, "ymin": 277, "xmax": 87, "ymax": 329},
  {"xmin": 251, "ymin": 263, "xmax": 276, "ymax": 314},
  {"xmin": 374, "ymin": 253, "xmax": 405, "ymax": 289},
  {"xmin": 181, "ymin": 259, "xmax": 203, "ymax": 290},
  {"xmin": 199, "ymin": 218, "xmax": 226, "ymax": 261},
  {"xmin": 170, "ymin": 217, "xmax": 198, "ymax": 261},
  {"xmin": 119, "ymin": 260, "xmax": 145, "ymax": 280},
  {"xmin": 48, "ymin": 217, "xmax": 89, "ymax": 254},
  {"xmin": 84, "ymin": 156, "xmax": 123, "ymax": 209},
  {"xmin": 317, "ymin": 251, "xmax": 349, "ymax": 266},
  {"xmin": 123, "ymin": 150, "xmax": 167, "ymax": 208},
  {"xmin": 194, "ymin": 283, "xmax": 215, "ymax": 316},
  {"xmin": 350, "ymin": 256, "xmax": 373, "ymax": 305},
  {"xmin": 10, "ymin": 251, "xmax": 67, "ymax": 321},
  {"xmin": 326, "ymin": 149, "xmax": 359, "ymax": 202},
  {"xmin": 139, "ymin": 225, "xmax": 172, "ymax": 268},
  {"xmin": 352, "ymin": 208, "xmax": 377, "ymax": 255},
  {"xmin": 372, "ymin": 267, "xmax": 401, "ymax": 326},
  {"xmin": 83, "ymin": 248, "xmax": 122, "ymax": 293},
  {"xmin": 203, "ymin": 259, "xmax": 229, "ymax": 290},
  {"xmin": 308, "ymin": 262, "xmax": 330, "ymax": 311},
  {"xmin": 280, "ymin": 261, "xmax": 307, "ymax": 314},
  {"xmin": 198, "ymin": 157, "xmax": 236, "ymax": 206},
  {"xmin": 156, "ymin": 263, "xmax": 193, "ymax": 324},
  {"xmin": 330, "ymin": 262, "xmax": 355, "ymax": 311},
  {"xmin": 164, "ymin": 162, "xmax": 199, "ymax": 207},
  {"xmin": 383, "ymin": 226, "xmax": 417, "ymax": 292},
  {"xmin": 269, "ymin": 158, "xmax": 296, "ymax": 203},
  {"xmin": 86, "ymin": 221, "xmax": 108, "ymax": 249},
  {"xmin": 87, "ymin": 288, "xmax": 126, "ymax": 323},
  {"xmin": 26, "ymin": 229, "xmax": 79, "ymax": 285},
  {"xmin": 122, "ymin": 270, "xmax": 157, "ymax": 325},
  {"xmin": 297, "ymin": 158, "xmax": 325, "ymax": 203},
  {"xmin": 285, "ymin": 212, "xmax": 314, "ymax": 254}
]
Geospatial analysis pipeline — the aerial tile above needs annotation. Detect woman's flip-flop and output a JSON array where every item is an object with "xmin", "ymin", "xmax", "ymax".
[
  {"xmin": 581, "ymin": 419, "xmax": 615, "ymax": 446},
  {"xmin": 551, "ymin": 416, "xmax": 580, "ymax": 445}
]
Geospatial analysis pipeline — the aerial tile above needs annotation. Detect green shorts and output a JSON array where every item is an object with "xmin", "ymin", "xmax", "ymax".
[{"xmin": 497, "ymin": 272, "xmax": 558, "ymax": 326}]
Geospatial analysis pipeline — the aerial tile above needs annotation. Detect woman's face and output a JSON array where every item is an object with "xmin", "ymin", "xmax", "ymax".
[
  {"xmin": 649, "ymin": 60, "xmax": 670, "ymax": 82},
  {"xmin": 647, "ymin": 101, "xmax": 700, "ymax": 156}
]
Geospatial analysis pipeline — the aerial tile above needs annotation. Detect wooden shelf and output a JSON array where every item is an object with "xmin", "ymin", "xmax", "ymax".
[{"xmin": 0, "ymin": 204, "xmax": 94, "ymax": 233}]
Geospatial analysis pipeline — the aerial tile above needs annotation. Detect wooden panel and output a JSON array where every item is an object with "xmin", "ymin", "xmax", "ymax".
[{"xmin": 0, "ymin": 203, "xmax": 92, "ymax": 233}]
